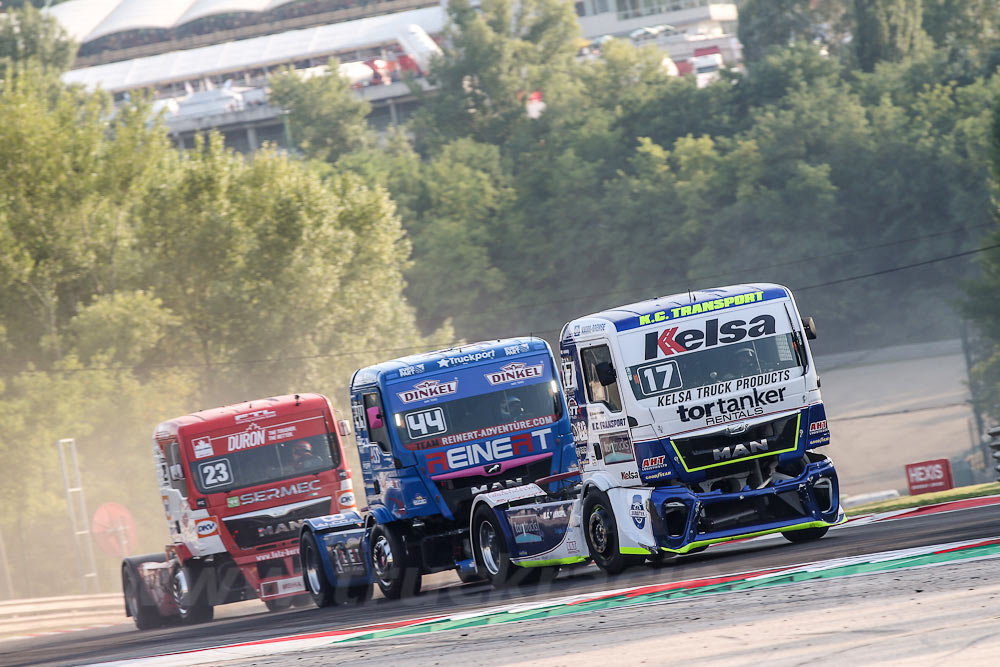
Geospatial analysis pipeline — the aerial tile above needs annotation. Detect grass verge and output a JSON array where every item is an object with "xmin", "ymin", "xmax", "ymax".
[{"xmin": 846, "ymin": 481, "xmax": 1000, "ymax": 516}]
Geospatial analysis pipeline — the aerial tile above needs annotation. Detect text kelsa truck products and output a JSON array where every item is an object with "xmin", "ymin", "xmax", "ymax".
[
  {"xmin": 470, "ymin": 284, "xmax": 842, "ymax": 583},
  {"xmin": 121, "ymin": 394, "xmax": 367, "ymax": 630},
  {"xmin": 310, "ymin": 338, "xmax": 577, "ymax": 599}
]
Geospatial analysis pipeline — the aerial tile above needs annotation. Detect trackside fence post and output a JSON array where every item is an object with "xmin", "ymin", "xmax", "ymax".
[
  {"xmin": 987, "ymin": 426, "xmax": 1000, "ymax": 482},
  {"xmin": 56, "ymin": 438, "xmax": 99, "ymax": 594}
]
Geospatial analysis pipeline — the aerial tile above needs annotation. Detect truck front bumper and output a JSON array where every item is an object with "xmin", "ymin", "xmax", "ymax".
[{"xmin": 648, "ymin": 458, "xmax": 842, "ymax": 554}]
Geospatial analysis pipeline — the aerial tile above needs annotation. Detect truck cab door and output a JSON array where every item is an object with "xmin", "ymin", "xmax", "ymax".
[
  {"xmin": 579, "ymin": 342, "xmax": 639, "ymax": 487},
  {"xmin": 353, "ymin": 389, "xmax": 395, "ymax": 500}
]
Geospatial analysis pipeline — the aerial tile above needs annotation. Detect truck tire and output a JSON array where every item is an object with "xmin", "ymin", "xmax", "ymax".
[
  {"xmin": 264, "ymin": 597, "xmax": 293, "ymax": 612},
  {"xmin": 782, "ymin": 526, "xmax": 829, "ymax": 543},
  {"xmin": 172, "ymin": 564, "xmax": 214, "ymax": 624},
  {"xmin": 583, "ymin": 490, "xmax": 644, "ymax": 575},
  {"xmin": 122, "ymin": 565, "xmax": 162, "ymax": 630},
  {"xmin": 370, "ymin": 523, "xmax": 421, "ymax": 599},
  {"xmin": 301, "ymin": 530, "xmax": 337, "ymax": 608},
  {"xmin": 472, "ymin": 504, "xmax": 516, "ymax": 588},
  {"xmin": 340, "ymin": 583, "xmax": 373, "ymax": 605}
]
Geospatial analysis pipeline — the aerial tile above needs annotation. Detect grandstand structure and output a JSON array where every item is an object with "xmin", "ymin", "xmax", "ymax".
[
  {"xmin": 49, "ymin": 0, "xmax": 438, "ymax": 67},
  {"xmin": 44, "ymin": 0, "xmax": 740, "ymax": 153}
]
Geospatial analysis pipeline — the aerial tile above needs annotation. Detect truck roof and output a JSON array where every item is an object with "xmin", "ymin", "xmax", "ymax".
[
  {"xmin": 564, "ymin": 283, "xmax": 792, "ymax": 335},
  {"xmin": 153, "ymin": 393, "xmax": 330, "ymax": 445},
  {"xmin": 351, "ymin": 337, "xmax": 551, "ymax": 388}
]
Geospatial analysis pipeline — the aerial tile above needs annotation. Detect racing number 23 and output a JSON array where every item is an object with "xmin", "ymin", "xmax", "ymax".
[{"xmin": 199, "ymin": 459, "xmax": 232, "ymax": 488}]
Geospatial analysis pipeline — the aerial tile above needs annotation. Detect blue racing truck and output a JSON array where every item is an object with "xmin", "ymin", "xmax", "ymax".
[
  {"xmin": 303, "ymin": 338, "xmax": 577, "ymax": 600},
  {"xmin": 468, "ymin": 284, "xmax": 844, "ymax": 583}
]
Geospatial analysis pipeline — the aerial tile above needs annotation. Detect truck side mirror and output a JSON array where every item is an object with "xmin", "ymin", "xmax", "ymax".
[
  {"xmin": 338, "ymin": 419, "xmax": 352, "ymax": 437},
  {"xmin": 801, "ymin": 317, "xmax": 817, "ymax": 340},
  {"xmin": 595, "ymin": 360, "xmax": 617, "ymax": 386}
]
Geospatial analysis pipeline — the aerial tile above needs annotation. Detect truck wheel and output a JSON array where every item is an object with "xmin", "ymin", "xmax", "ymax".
[
  {"xmin": 472, "ymin": 504, "xmax": 516, "ymax": 588},
  {"xmin": 172, "ymin": 565, "xmax": 214, "ymax": 624},
  {"xmin": 782, "ymin": 526, "xmax": 829, "ymax": 543},
  {"xmin": 341, "ymin": 583, "xmax": 373, "ymax": 605},
  {"xmin": 370, "ymin": 523, "xmax": 421, "ymax": 599},
  {"xmin": 264, "ymin": 597, "xmax": 293, "ymax": 612},
  {"xmin": 301, "ymin": 531, "xmax": 337, "ymax": 608},
  {"xmin": 123, "ymin": 566, "xmax": 162, "ymax": 630},
  {"xmin": 583, "ymin": 490, "xmax": 644, "ymax": 575}
]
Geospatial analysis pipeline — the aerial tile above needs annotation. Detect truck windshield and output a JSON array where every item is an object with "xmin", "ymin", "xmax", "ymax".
[
  {"xmin": 395, "ymin": 381, "xmax": 562, "ymax": 449},
  {"xmin": 626, "ymin": 332, "xmax": 804, "ymax": 401},
  {"xmin": 190, "ymin": 433, "xmax": 338, "ymax": 495}
]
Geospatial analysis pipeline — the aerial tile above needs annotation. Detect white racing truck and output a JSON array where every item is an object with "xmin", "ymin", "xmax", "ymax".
[{"xmin": 469, "ymin": 284, "xmax": 842, "ymax": 584}]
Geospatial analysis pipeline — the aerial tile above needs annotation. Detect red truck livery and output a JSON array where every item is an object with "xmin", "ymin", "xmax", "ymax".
[{"xmin": 122, "ymin": 394, "xmax": 356, "ymax": 629}]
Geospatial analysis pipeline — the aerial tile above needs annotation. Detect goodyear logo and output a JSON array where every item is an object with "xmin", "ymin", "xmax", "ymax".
[{"xmin": 639, "ymin": 291, "xmax": 765, "ymax": 326}]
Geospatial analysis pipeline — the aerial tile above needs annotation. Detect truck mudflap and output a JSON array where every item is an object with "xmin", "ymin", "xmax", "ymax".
[
  {"xmin": 501, "ymin": 500, "xmax": 588, "ymax": 567},
  {"xmin": 299, "ymin": 512, "xmax": 372, "ymax": 599},
  {"xmin": 647, "ymin": 457, "xmax": 844, "ymax": 554},
  {"xmin": 475, "ymin": 484, "xmax": 588, "ymax": 568}
]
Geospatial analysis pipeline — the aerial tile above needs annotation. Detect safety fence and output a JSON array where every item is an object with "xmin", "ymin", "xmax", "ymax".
[{"xmin": 0, "ymin": 593, "xmax": 124, "ymax": 638}]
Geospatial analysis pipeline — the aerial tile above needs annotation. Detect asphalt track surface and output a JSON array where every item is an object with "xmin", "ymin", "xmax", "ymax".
[{"xmin": 6, "ymin": 504, "xmax": 1000, "ymax": 667}]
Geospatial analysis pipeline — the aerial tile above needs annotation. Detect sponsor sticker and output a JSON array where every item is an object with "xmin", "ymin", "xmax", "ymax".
[
  {"xmin": 227, "ymin": 497, "xmax": 240, "ymax": 508},
  {"xmin": 436, "ymin": 350, "xmax": 496, "ymax": 368},
  {"xmin": 677, "ymin": 387, "xmax": 788, "ymax": 425},
  {"xmin": 254, "ymin": 547, "xmax": 299, "ymax": 562},
  {"xmin": 643, "ymin": 312, "xmax": 776, "ymax": 360},
  {"xmin": 413, "ymin": 494, "xmax": 429, "ymax": 506},
  {"xmin": 425, "ymin": 427, "xmax": 554, "ymax": 473},
  {"xmin": 641, "ymin": 455, "xmax": 666, "ymax": 470},
  {"xmin": 233, "ymin": 479, "xmax": 321, "ymax": 507},
  {"xmin": 599, "ymin": 431, "xmax": 634, "ymax": 464},
  {"xmin": 629, "ymin": 494, "xmax": 646, "ymax": 528},
  {"xmin": 621, "ymin": 470, "xmax": 639, "ymax": 481},
  {"xmin": 192, "ymin": 437, "xmax": 214, "ymax": 459},
  {"xmin": 397, "ymin": 380, "xmax": 458, "ymax": 404},
  {"xmin": 809, "ymin": 420, "xmax": 828, "ymax": 433},
  {"xmin": 338, "ymin": 492, "xmax": 356, "ymax": 508},
  {"xmin": 234, "ymin": 409, "xmax": 277, "ymax": 424},
  {"xmin": 485, "ymin": 362, "xmax": 543, "ymax": 385},
  {"xmin": 276, "ymin": 578, "xmax": 306, "ymax": 595},
  {"xmin": 504, "ymin": 343, "xmax": 530, "ymax": 356},
  {"xmin": 228, "ymin": 424, "xmax": 267, "ymax": 452},
  {"xmin": 195, "ymin": 518, "xmax": 218, "ymax": 538},
  {"xmin": 638, "ymin": 290, "xmax": 766, "ymax": 326},
  {"xmin": 399, "ymin": 364, "xmax": 425, "ymax": 377},
  {"xmin": 592, "ymin": 417, "xmax": 627, "ymax": 431},
  {"xmin": 572, "ymin": 322, "xmax": 606, "ymax": 337}
]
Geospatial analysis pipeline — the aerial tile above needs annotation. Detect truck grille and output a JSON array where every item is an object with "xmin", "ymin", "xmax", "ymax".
[
  {"xmin": 437, "ymin": 457, "xmax": 552, "ymax": 521},
  {"xmin": 223, "ymin": 498, "xmax": 331, "ymax": 550},
  {"xmin": 670, "ymin": 413, "xmax": 800, "ymax": 472}
]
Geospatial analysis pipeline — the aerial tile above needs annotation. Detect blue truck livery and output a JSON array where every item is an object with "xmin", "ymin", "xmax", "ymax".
[{"xmin": 302, "ymin": 338, "xmax": 577, "ymax": 600}]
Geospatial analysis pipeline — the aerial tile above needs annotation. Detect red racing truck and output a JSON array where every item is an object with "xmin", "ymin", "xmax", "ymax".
[{"xmin": 122, "ymin": 394, "xmax": 357, "ymax": 629}]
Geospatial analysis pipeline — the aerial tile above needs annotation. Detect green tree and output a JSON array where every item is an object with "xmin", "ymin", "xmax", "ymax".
[
  {"xmin": 0, "ymin": 4, "xmax": 75, "ymax": 79},
  {"xmin": 922, "ymin": 0, "xmax": 999, "ymax": 47},
  {"xmin": 738, "ymin": 0, "xmax": 852, "ymax": 64},
  {"xmin": 132, "ymin": 133, "xmax": 443, "ymax": 404},
  {"xmin": 854, "ymin": 0, "xmax": 929, "ymax": 71},
  {"xmin": 410, "ymin": 0, "xmax": 580, "ymax": 152},
  {"xmin": 0, "ymin": 69, "xmax": 170, "ymax": 369},
  {"xmin": 268, "ymin": 59, "xmax": 372, "ymax": 162}
]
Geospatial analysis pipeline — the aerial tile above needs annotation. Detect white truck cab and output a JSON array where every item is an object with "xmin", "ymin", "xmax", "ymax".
[{"xmin": 471, "ymin": 284, "xmax": 841, "ymax": 582}]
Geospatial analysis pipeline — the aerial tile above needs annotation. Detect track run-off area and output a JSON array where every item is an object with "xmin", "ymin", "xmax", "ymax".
[{"xmin": 5, "ymin": 497, "xmax": 1000, "ymax": 667}]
